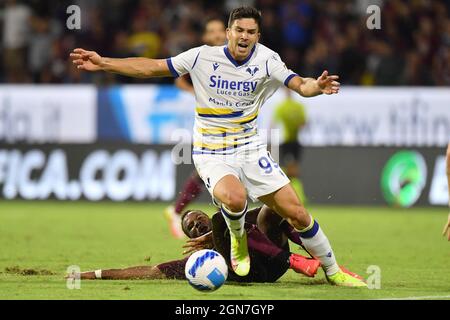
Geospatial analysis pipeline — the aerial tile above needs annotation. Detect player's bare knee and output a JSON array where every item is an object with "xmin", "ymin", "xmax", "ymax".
[{"xmin": 222, "ymin": 191, "xmax": 247, "ymax": 212}]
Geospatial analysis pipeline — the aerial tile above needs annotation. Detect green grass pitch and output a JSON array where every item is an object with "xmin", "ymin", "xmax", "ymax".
[{"xmin": 0, "ymin": 201, "xmax": 449, "ymax": 300}]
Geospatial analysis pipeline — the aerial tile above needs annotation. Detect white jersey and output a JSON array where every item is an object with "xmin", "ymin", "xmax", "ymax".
[{"xmin": 168, "ymin": 43, "xmax": 298, "ymax": 155}]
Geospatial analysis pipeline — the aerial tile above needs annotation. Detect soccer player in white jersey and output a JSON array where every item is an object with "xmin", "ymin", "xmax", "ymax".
[{"xmin": 70, "ymin": 6, "xmax": 366, "ymax": 286}]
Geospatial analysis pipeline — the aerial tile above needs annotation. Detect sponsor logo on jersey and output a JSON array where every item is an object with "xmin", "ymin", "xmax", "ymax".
[{"xmin": 209, "ymin": 75, "xmax": 258, "ymax": 93}]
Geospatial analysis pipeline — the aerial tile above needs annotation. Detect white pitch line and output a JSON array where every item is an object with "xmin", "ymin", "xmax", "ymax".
[{"xmin": 377, "ymin": 295, "xmax": 450, "ymax": 300}]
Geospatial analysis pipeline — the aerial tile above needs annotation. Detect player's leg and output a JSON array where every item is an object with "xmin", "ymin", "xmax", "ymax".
[
  {"xmin": 192, "ymin": 153, "xmax": 250, "ymax": 276},
  {"xmin": 258, "ymin": 184, "xmax": 366, "ymax": 287},
  {"xmin": 213, "ymin": 174, "xmax": 250, "ymax": 276},
  {"xmin": 211, "ymin": 212, "xmax": 318, "ymax": 281},
  {"xmin": 258, "ymin": 207, "xmax": 366, "ymax": 283},
  {"xmin": 258, "ymin": 205, "xmax": 321, "ymax": 255},
  {"xmin": 257, "ymin": 205, "xmax": 306, "ymax": 249},
  {"xmin": 256, "ymin": 205, "xmax": 320, "ymax": 277},
  {"xmin": 165, "ymin": 170, "xmax": 204, "ymax": 239}
]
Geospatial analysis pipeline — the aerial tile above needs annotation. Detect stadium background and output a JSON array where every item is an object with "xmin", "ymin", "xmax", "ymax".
[{"xmin": 0, "ymin": 0, "xmax": 449, "ymax": 300}]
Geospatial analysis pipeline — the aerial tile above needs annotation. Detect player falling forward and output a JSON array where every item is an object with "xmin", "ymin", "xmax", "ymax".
[
  {"xmin": 70, "ymin": 206, "xmax": 323, "ymax": 283},
  {"xmin": 164, "ymin": 18, "xmax": 227, "ymax": 239},
  {"xmin": 70, "ymin": 6, "xmax": 366, "ymax": 286}
]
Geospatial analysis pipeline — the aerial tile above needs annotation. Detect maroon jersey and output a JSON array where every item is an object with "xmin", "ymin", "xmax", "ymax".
[{"xmin": 157, "ymin": 208, "xmax": 290, "ymax": 283}]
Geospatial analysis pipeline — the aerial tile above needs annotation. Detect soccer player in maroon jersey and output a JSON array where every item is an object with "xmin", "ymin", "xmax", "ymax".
[{"xmin": 72, "ymin": 206, "xmax": 322, "ymax": 282}]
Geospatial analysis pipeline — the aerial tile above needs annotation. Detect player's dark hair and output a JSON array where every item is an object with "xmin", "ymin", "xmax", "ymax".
[{"xmin": 228, "ymin": 6, "xmax": 262, "ymax": 31}]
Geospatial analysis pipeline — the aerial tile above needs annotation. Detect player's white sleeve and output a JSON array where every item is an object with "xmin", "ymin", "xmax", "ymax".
[
  {"xmin": 166, "ymin": 45, "xmax": 205, "ymax": 77},
  {"xmin": 266, "ymin": 54, "xmax": 299, "ymax": 87}
]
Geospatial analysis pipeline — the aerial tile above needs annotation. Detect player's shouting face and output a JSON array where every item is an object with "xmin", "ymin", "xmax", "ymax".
[{"xmin": 227, "ymin": 18, "xmax": 260, "ymax": 61}]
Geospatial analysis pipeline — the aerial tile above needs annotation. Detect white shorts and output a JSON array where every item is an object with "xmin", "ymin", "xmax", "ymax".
[{"xmin": 193, "ymin": 147, "xmax": 290, "ymax": 204}]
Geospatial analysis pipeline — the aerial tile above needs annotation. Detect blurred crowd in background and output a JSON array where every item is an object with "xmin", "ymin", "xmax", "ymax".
[{"xmin": 1, "ymin": 0, "xmax": 449, "ymax": 86}]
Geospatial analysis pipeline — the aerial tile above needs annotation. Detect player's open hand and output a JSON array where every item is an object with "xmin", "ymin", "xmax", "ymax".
[
  {"xmin": 182, "ymin": 231, "xmax": 214, "ymax": 255},
  {"xmin": 70, "ymin": 48, "xmax": 103, "ymax": 71},
  {"xmin": 317, "ymin": 70, "xmax": 340, "ymax": 95},
  {"xmin": 443, "ymin": 213, "xmax": 450, "ymax": 241}
]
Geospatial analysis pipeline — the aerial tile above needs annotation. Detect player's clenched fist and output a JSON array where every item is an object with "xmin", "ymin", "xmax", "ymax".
[{"xmin": 70, "ymin": 48, "xmax": 103, "ymax": 71}]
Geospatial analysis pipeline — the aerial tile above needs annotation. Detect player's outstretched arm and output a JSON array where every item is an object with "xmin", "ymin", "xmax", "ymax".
[
  {"xmin": 66, "ymin": 266, "xmax": 166, "ymax": 280},
  {"xmin": 70, "ymin": 48, "xmax": 172, "ymax": 78},
  {"xmin": 288, "ymin": 70, "xmax": 340, "ymax": 97}
]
